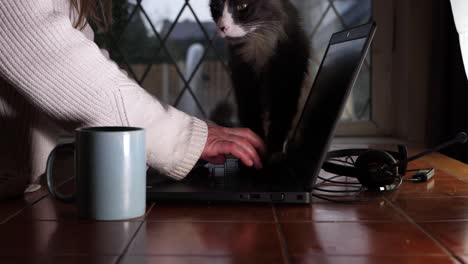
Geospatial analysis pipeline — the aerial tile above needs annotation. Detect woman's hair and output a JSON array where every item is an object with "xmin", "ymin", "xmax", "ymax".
[{"xmin": 70, "ymin": 0, "xmax": 113, "ymax": 30}]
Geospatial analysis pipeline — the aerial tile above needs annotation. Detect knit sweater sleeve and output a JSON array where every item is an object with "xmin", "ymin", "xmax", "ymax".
[
  {"xmin": 451, "ymin": 0, "xmax": 468, "ymax": 77},
  {"xmin": 0, "ymin": 0, "xmax": 208, "ymax": 179}
]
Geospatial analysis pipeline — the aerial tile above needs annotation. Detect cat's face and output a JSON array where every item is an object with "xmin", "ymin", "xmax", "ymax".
[{"xmin": 209, "ymin": 0, "xmax": 283, "ymax": 39}]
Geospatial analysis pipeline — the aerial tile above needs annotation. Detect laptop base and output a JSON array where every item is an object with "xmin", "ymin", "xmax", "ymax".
[{"xmin": 146, "ymin": 164, "xmax": 311, "ymax": 204}]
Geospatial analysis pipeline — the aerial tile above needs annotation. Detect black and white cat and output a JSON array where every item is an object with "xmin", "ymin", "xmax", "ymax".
[{"xmin": 209, "ymin": 0, "xmax": 310, "ymax": 154}]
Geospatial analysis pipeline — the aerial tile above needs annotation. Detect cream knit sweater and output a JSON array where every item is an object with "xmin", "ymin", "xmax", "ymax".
[{"xmin": 0, "ymin": 0, "xmax": 208, "ymax": 198}]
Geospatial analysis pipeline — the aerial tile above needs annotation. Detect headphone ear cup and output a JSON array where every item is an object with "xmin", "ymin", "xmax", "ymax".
[{"xmin": 355, "ymin": 150, "xmax": 398, "ymax": 190}]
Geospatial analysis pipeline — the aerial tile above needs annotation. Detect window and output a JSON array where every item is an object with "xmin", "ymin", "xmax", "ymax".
[
  {"xmin": 292, "ymin": 0, "xmax": 372, "ymax": 122},
  {"xmin": 95, "ymin": 0, "xmax": 389, "ymax": 136}
]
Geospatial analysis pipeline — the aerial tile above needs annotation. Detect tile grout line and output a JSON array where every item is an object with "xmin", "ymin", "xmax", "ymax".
[
  {"xmin": 143, "ymin": 220, "xmax": 279, "ymax": 223},
  {"xmin": 1, "ymin": 177, "xmax": 74, "ymax": 224},
  {"xmin": 114, "ymin": 202, "xmax": 156, "ymax": 264},
  {"xmin": 1, "ymin": 193, "xmax": 49, "ymax": 224},
  {"xmin": 114, "ymin": 220, "xmax": 145, "ymax": 264},
  {"xmin": 460, "ymin": 256, "xmax": 467, "ymax": 264},
  {"xmin": 272, "ymin": 204, "xmax": 292, "ymax": 264},
  {"xmin": 14, "ymin": 219, "xmax": 278, "ymax": 223},
  {"xmin": 383, "ymin": 197, "xmax": 464, "ymax": 263}
]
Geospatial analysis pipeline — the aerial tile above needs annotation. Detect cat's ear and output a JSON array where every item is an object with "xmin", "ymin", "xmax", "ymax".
[
  {"xmin": 209, "ymin": 0, "xmax": 217, "ymax": 9},
  {"xmin": 209, "ymin": 0, "xmax": 223, "ymax": 6},
  {"xmin": 209, "ymin": 0, "xmax": 221, "ymax": 19}
]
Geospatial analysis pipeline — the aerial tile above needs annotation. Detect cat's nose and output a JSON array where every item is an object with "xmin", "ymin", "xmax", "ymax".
[{"xmin": 220, "ymin": 26, "xmax": 229, "ymax": 33}]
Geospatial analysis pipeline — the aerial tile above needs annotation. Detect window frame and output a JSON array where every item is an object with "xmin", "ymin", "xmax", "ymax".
[{"xmin": 335, "ymin": 0, "xmax": 395, "ymax": 136}]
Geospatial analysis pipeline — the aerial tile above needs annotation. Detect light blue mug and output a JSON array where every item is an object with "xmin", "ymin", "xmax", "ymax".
[{"xmin": 46, "ymin": 127, "xmax": 146, "ymax": 221}]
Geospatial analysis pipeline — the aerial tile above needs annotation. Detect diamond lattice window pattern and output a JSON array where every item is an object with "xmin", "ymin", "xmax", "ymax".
[{"xmin": 94, "ymin": 0, "xmax": 372, "ymax": 123}]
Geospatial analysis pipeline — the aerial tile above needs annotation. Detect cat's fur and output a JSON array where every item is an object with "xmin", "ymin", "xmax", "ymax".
[{"xmin": 210, "ymin": 0, "xmax": 310, "ymax": 153}]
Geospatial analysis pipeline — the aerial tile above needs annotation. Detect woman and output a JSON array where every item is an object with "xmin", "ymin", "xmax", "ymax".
[{"xmin": 0, "ymin": 0, "xmax": 265, "ymax": 199}]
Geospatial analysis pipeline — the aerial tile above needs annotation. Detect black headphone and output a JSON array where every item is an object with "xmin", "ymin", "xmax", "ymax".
[
  {"xmin": 322, "ymin": 132, "xmax": 468, "ymax": 192},
  {"xmin": 322, "ymin": 145, "xmax": 408, "ymax": 191}
]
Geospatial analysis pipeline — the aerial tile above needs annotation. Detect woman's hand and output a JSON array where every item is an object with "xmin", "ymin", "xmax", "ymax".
[{"xmin": 200, "ymin": 125, "xmax": 266, "ymax": 169}]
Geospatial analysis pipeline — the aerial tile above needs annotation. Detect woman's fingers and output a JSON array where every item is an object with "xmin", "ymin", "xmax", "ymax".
[
  {"xmin": 223, "ymin": 127, "xmax": 266, "ymax": 156},
  {"xmin": 218, "ymin": 139, "xmax": 262, "ymax": 169},
  {"xmin": 227, "ymin": 134, "xmax": 263, "ymax": 169},
  {"xmin": 201, "ymin": 125, "xmax": 266, "ymax": 169},
  {"xmin": 205, "ymin": 155, "xmax": 226, "ymax": 165}
]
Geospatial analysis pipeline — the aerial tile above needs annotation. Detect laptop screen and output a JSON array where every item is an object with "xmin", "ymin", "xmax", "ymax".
[{"xmin": 287, "ymin": 22, "xmax": 376, "ymax": 189}]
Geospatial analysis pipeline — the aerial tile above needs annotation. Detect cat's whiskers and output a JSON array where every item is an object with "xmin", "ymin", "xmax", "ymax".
[
  {"xmin": 243, "ymin": 20, "xmax": 280, "ymax": 26},
  {"xmin": 247, "ymin": 32, "xmax": 277, "ymax": 44},
  {"xmin": 243, "ymin": 20, "xmax": 284, "ymax": 38},
  {"xmin": 243, "ymin": 22, "xmax": 281, "ymax": 31}
]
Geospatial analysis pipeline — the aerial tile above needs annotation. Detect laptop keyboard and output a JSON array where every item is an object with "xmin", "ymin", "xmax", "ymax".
[
  {"xmin": 203, "ymin": 157, "xmax": 294, "ymax": 190},
  {"xmin": 147, "ymin": 155, "xmax": 298, "ymax": 191},
  {"xmin": 204, "ymin": 158, "xmax": 239, "ymax": 189}
]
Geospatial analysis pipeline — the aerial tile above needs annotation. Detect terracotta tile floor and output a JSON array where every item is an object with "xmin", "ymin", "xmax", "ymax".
[
  {"xmin": 119, "ymin": 255, "xmax": 284, "ymax": 264},
  {"xmin": 1, "ymin": 150, "xmax": 468, "ymax": 263},
  {"xmin": 126, "ymin": 222, "xmax": 282, "ymax": 256},
  {"xmin": 0, "ymin": 256, "xmax": 118, "ymax": 264},
  {"xmin": 0, "ymin": 221, "xmax": 140, "ymax": 256},
  {"xmin": 419, "ymin": 222, "xmax": 468, "ymax": 256},
  {"xmin": 290, "ymin": 256, "xmax": 459, "ymax": 264}
]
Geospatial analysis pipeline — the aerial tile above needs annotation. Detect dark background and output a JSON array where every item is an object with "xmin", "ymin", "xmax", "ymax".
[{"xmin": 427, "ymin": 0, "xmax": 468, "ymax": 163}]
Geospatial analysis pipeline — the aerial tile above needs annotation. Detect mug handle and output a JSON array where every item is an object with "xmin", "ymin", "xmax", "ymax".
[{"xmin": 46, "ymin": 143, "xmax": 75, "ymax": 203}]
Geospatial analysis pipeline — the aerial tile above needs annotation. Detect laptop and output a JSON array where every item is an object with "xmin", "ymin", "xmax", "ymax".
[{"xmin": 147, "ymin": 21, "xmax": 377, "ymax": 204}]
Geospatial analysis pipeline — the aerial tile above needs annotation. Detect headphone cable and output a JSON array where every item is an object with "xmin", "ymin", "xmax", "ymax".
[{"xmin": 317, "ymin": 175, "xmax": 361, "ymax": 185}]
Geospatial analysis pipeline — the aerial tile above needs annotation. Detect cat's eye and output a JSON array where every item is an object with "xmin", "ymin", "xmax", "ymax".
[{"xmin": 236, "ymin": 3, "xmax": 248, "ymax": 11}]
